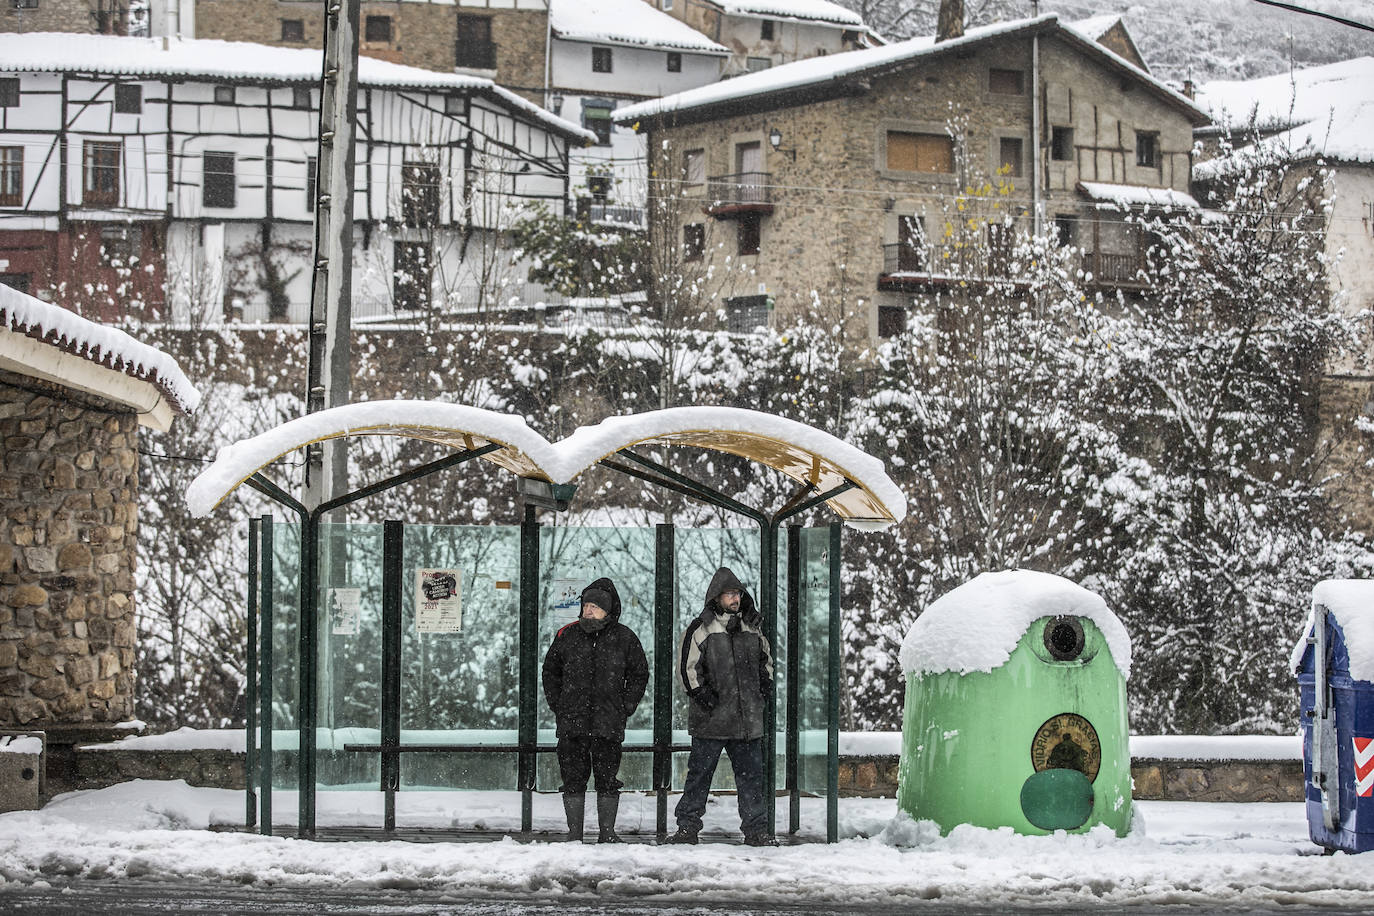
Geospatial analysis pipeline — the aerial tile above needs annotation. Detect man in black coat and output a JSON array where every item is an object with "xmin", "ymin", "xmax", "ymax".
[
  {"xmin": 669, "ymin": 566, "xmax": 777, "ymax": 846},
  {"xmin": 542, "ymin": 577, "xmax": 648, "ymax": 843}
]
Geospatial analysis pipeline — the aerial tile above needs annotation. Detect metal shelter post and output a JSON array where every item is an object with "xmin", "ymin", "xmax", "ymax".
[
  {"xmin": 785, "ymin": 523, "xmax": 801, "ymax": 834},
  {"xmin": 653, "ymin": 522, "xmax": 675, "ymax": 841},
  {"xmin": 760, "ymin": 522, "xmax": 778, "ymax": 834},
  {"xmin": 381, "ymin": 520, "xmax": 404, "ymax": 832},
  {"xmin": 827, "ymin": 522, "xmax": 842, "ymax": 844},
  {"xmin": 518, "ymin": 506, "xmax": 541, "ymax": 834},
  {"xmin": 299, "ymin": 514, "xmax": 320, "ymax": 838},
  {"xmin": 246, "ymin": 517, "xmax": 259, "ymax": 831},
  {"xmin": 258, "ymin": 516, "xmax": 274, "ymax": 836}
]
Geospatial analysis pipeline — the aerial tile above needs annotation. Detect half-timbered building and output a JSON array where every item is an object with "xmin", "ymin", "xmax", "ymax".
[{"xmin": 0, "ymin": 32, "xmax": 593, "ymax": 324}]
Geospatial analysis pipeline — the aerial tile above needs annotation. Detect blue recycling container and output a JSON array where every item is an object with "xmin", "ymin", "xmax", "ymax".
[{"xmin": 1295, "ymin": 580, "xmax": 1374, "ymax": 853}]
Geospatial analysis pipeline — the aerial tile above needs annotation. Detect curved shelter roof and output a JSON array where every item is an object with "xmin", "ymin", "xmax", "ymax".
[{"xmin": 187, "ymin": 401, "xmax": 906, "ymax": 528}]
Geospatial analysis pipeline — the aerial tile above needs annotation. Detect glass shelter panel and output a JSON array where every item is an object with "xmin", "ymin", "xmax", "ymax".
[
  {"xmin": 537, "ymin": 525, "xmax": 658, "ymax": 790},
  {"xmin": 798, "ymin": 526, "xmax": 834, "ymax": 800},
  {"xmin": 398, "ymin": 525, "xmax": 521, "ymax": 793},
  {"xmin": 268, "ymin": 520, "xmax": 300, "ymax": 798}
]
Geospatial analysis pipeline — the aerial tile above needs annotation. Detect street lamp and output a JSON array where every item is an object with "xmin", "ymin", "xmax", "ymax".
[{"xmin": 768, "ymin": 127, "xmax": 796, "ymax": 161}]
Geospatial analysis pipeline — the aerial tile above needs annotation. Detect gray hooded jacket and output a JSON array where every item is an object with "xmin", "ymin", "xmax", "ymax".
[{"xmin": 677, "ymin": 567, "xmax": 774, "ymax": 740}]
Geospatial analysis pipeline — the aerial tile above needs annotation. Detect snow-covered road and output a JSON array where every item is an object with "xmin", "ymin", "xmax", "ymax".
[{"xmin": 0, "ymin": 781, "xmax": 1370, "ymax": 909}]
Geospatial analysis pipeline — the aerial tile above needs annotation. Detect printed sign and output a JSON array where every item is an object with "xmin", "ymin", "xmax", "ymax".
[
  {"xmin": 550, "ymin": 578, "xmax": 583, "ymax": 636},
  {"xmin": 1030, "ymin": 712, "xmax": 1102, "ymax": 783},
  {"xmin": 329, "ymin": 587, "xmax": 362, "ymax": 636},
  {"xmin": 415, "ymin": 569, "xmax": 462, "ymax": 633},
  {"xmin": 1355, "ymin": 736, "xmax": 1374, "ymax": 798}
]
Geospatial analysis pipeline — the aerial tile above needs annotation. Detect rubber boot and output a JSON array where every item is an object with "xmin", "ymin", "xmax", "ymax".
[
  {"xmin": 597, "ymin": 792, "xmax": 623, "ymax": 843},
  {"xmin": 563, "ymin": 792, "xmax": 585, "ymax": 843}
]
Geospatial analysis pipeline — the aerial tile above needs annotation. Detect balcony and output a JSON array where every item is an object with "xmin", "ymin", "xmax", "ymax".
[
  {"xmin": 705, "ymin": 171, "xmax": 772, "ymax": 219},
  {"xmin": 1086, "ymin": 250, "xmax": 1148, "ymax": 289},
  {"xmin": 877, "ymin": 242, "xmax": 1152, "ymax": 292},
  {"xmin": 575, "ymin": 197, "xmax": 645, "ymax": 229}
]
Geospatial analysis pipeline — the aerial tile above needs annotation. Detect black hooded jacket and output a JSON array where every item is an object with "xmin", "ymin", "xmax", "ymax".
[
  {"xmin": 678, "ymin": 567, "xmax": 774, "ymax": 740},
  {"xmin": 541, "ymin": 577, "xmax": 649, "ymax": 740}
]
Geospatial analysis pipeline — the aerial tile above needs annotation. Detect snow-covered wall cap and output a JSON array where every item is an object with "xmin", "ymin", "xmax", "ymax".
[
  {"xmin": 1079, "ymin": 181, "xmax": 1200, "ymax": 210},
  {"xmin": 555, "ymin": 406, "xmax": 906, "ymax": 528},
  {"xmin": 1290, "ymin": 579, "xmax": 1374, "ymax": 682},
  {"xmin": 552, "ymin": 0, "xmax": 729, "ymax": 54},
  {"xmin": 0, "ymin": 33, "xmax": 594, "ymax": 145},
  {"xmin": 0, "ymin": 284, "xmax": 200, "ymax": 418},
  {"xmin": 186, "ymin": 401, "xmax": 561, "ymax": 517},
  {"xmin": 899, "ymin": 570, "xmax": 1132, "ymax": 680},
  {"xmin": 0, "ymin": 735, "xmax": 42, "ymax": 755},
  {"xmin": 717, "ymin": 0, "xmax": 864, "ymax": 27}
]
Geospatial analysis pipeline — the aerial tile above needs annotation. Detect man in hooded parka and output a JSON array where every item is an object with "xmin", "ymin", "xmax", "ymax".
[
  {"xmin": 669, "ymin": 566, "xmax": 777, "ymax": 846},
  {"xmin": 542, "ymin": 577, "xmax": 649, "ymax": 843}
]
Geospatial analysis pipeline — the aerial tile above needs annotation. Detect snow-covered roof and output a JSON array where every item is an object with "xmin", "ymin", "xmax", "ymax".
[
  {"xmin": 0, "ymin": 284, "xmax": 200, "ymax": 428},
  {"xmin": 899, "ymin": 570, "xmax": 1133, "ymax": 680},
  {"xmin": 618, "ymin": 14, "xmax": 1207, "ymax": 128},
  {"xmin": 715, "ymin": 0, "xmax": 863, "ymax": 27},
  {"xmin": 1291, "ymin": 579, "xmax": 1374, "ymax": 682},
  {"xmin": 1194, "ymin": 57, "xmax": 1374, "ymax": 165},
  {"xmin": 187, "ymin": 402, "xmax": 906, "ymax": 528},
  {"xmin": 0, "ymin": 33, "xmax": 594, "ymax": 144},
  {"xmin": 1079, "ymin": 181, "xmax": 1200, "ymax": 210},
  {"xmin": 551, "ymin": 0, "xmax": 728, "ymax": 54},
  {"xmin": 1066, "ymin": 14, "xmax": 1122, "ymax": 41}
]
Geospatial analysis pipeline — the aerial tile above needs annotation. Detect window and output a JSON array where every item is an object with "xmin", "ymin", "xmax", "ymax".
[
  {"xmin": 662, "ymin": 0, "xmax": 672, "ymax": 9},
  {"xmin": 393, "ymin": 242, "xmax": 432, "ymax": 310},
  {"xmin": 365, "ymin": 15, "xmax": 393, "ymax": 43},
  {"xmin": 11, "ymin": 0, "xmax": 38, "ymax": 8},
  {"xmin": 99, "ymin": 226, "xmax": 141, "ymax": 266},
  {"xmin": 683, "ymin": 148, "xmax": 704, "ymax": 186},
  {"xmin": 0, "ymin": 79, "xmax": 19, "ymax": 108},
  {"xmin": 746, "ymin": 57, "xmax": 771, "ymax": 72},
  {"xmin": 582, "ymin": 101, "xmax": 613, "ymax": 146},
  {"xmin": 666, "ymin": 52, "xmax": 681, "ymax": 73},
  {"xmin": 82, "ymin": 141, "xmax": 120, "ymax": 206},
  {"xmin": 738, "ymin": 213, "xmax": 760, "ymax": 256},
  {"xmin": 886, "ymin": 131, "xmax": 953, "ymax": 174},
  {"xmin": 114, "ymin": 84, "xmax": 141, "ymax": 114},
  {"xmin": 761, "ymin": 19, "xmax": 775, "ymax": 40},
  {"xmin": 989, "ymin": 68, "xmax": 1024, "ymax": 95},
  {"xmin": 1136, "ymin": 131, "xmax": 1159, "ymax": 168},
  {"xmin": 214, "ymin": 85, "xmax": 235, "ymax": 105},
  {"xmin": 292, "ymin": 87, "xmax": 312, "ymax": 110},
  {"xmin": 281, "ymin": 19, "xmax": 304, "ymax": 42},
  {"xmin": 725, "ymin": 294, "xmax": 769, "ymax": 333},
  {"xmin": 401, "ymin": 161, "xmax": 441, "ymax": 228},
  {"xmin": 683, "ymin": 223, "xmax": 704, "ymax": 261},
  {"xmin": 878, "ymin": 305, "xmax": 907, "ymax": 339},
  {"xmin": 1051, "ymin": 126, "xmax": 1073, "ymax": 162},
  {"xmin": 998, "ymin": 137, "xmax": 1023, "ymax": 177},
  {"xmin": 986, "ymin": 221, "xmax": 1013, "ymax": 275},
  {"xmin": 444, "ymin": 95, "xmax": 464, "ymax": 116},
  {"xmin": 592, "ymin": 47, "xmax": 613, "ymax": 73},
  {"xmin": 306, "ymin": 156, "xmax": 317, "ymax": 213},
  {"xmin": 0, "ymin": 275, "xmax": 31, "ymax": 294},
  {"xmin": 1054, "ymin": 214, "xmax": 1077, "ymax": 247},
  {"xmin": 896, "ymin": 215, "xmax": 925, "ymax": 272},
  {"xmin": 0, "ymin": 147, "xmax": 22, "ymax": 207},
  {"xmin": 455, "ymin": 15, "xmax": 496, "ymax": 69},
  {"xmin": 202, "ymin": 151, "xmax": 236, "ymax": 208},
  {"xmin": 586, "ymin": 174, "xmax": 611, "ymax": 202}
]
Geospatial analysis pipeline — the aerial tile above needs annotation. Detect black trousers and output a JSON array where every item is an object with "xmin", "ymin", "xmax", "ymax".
[{"xmin": 557, "ymin": 735, "xmax": 624, "ymax": 796}]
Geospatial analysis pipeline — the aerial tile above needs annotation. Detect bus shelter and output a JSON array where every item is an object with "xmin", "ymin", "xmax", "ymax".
[{"xmin": 187, "ymin": 402, "xmax": 906, "ymax": 843}]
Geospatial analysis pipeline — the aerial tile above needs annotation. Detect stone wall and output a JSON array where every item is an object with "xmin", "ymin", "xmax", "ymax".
[
  {"xmin": 0, "ymin": 374, "xmax": 139, "ymax": 728},
  {"xmin": 0, "ymin": 0, "xmax": 122, "ymax": 34}
]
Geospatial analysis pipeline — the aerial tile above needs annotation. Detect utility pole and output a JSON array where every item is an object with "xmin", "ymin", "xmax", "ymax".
[{"xmin": 304, "ymin": 0, "xmax": 361, "ymax": 511}]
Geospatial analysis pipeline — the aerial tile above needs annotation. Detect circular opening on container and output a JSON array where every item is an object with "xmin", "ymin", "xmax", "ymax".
[
  {"xmin": 21, "ymin": 767, "xmax": 34, "ymax": 781},
  {"xmin": 1044, "ymin": 616, "xmax": 1085, "ymax": 661}
]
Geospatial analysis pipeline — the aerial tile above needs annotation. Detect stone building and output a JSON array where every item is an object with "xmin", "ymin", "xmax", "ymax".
[
  {"xmin": 617, "ymin": 13, "xmax": 1210, "ymax": 339},
  {"xmin": 0, "ymin": 282, "xmax": 197, "ymax": 733},
  {"xmin": 1, "ymin": 0, "xmax": 131, "ymax": 35}
]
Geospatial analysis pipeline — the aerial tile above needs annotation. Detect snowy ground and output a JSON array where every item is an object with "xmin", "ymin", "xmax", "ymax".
[{"xmin": 0, "ymin": 782, "xmax": 1371, "ymax": 909}]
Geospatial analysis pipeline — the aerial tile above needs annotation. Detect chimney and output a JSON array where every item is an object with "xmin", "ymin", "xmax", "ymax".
[
  {"xmin": 936, "ymin": 0, "xmax": 965, "ymax": 43},
  {"xmin": 1181, "ymin": 79, "xmax": 1195, "ymax": 100}
]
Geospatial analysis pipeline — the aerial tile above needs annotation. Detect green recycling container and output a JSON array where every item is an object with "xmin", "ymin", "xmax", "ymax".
[{"xmin": 897, "ymin": 570, "xmax": 1133, "ymax": 836}]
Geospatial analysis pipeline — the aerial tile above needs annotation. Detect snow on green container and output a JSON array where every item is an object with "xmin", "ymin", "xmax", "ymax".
[{"xmin": 897, "ymin": 570, "xmax": 1133, "ymax": 836}]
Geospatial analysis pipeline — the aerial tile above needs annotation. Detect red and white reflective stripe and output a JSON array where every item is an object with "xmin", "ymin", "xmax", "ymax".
[{"xmin": 1355, "ymin": 737, "xmax": 1374, "ymax": 798}]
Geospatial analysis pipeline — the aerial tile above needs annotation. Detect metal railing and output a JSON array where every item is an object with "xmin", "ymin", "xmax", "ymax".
[
  {"xmin": 582, "ymin": 201, "xmax": 645, "ymax": 228},
  {"xmin": 881, "ymin": 242, "xmax": 930, "ymax": 274},
  {"xmin": 706, "ymin": 171, "xmax": 772, "ymax": 208}
]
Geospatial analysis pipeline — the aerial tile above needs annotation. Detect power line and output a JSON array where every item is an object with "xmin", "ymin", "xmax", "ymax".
[{"xmin": 1245, "ymin": 0, "xmax": 1374, "ymax": 32}]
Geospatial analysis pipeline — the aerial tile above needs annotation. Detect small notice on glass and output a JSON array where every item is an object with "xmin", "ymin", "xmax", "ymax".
[
  {"xmin": 330, "ymin": 587, "xmax": 361, "ymax": 636},
  {"xmin": 415, "ymin": 569, "xmax": 463, "ymax": 633},
  {"xmin": 549, "ymin": 578, "xmax": 583, "ymax": 637}
]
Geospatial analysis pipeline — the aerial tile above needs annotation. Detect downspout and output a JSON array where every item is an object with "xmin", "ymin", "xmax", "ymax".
[{"xmin": 1031, "ymin": 28, "xmax": 1042, "ymax": 238}]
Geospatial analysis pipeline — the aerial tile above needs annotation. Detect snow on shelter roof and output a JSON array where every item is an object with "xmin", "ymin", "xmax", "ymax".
[
  {"xmin": 551, "ymin": 0, "xmax": 729, "ymax": 54},
  {"xmin": 186, "ymin": 402, "xmax": 906, "ymax": 528},
  {"xmin": 899, "ymin": 570, "xmax": 1132, "ymax": 680},
  {"xmin": 1291, "ymin": 580, "xmax": 1374, "ymax": 683},
  {"xmin": 0, "ymin": 284, "xmax": 200, "ymax": 428},
  {"xmin": 0, "ymin": 33, "xmax": 594, "ymax": 144},
  {"xmin": 617, "ymin": 14, "xmax": 1208, "ymax": 129}
]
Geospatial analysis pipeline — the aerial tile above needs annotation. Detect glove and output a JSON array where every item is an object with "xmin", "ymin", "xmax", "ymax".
[{"xmin": 689, "ymin": 685, "xmax": 718, "ymax": 711}]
